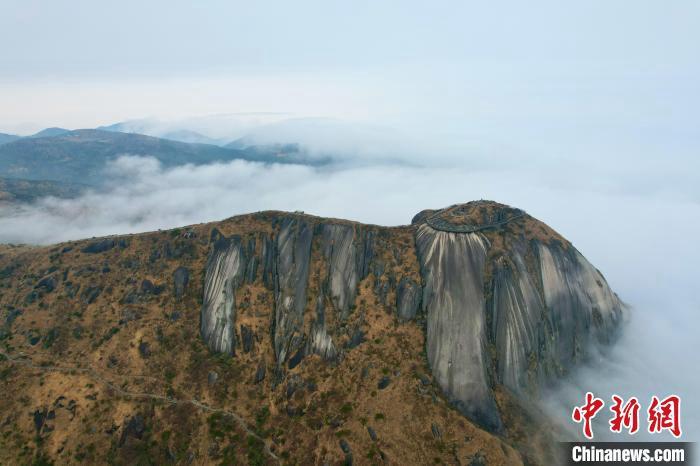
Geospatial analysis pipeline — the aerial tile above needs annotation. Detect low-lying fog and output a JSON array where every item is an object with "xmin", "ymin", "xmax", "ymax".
[{"xmin": 1, "ymin": 130, "xmax": 697, "ymax": 441}]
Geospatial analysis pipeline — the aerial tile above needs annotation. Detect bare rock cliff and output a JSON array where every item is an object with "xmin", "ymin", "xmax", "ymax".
[{"xmin": 200, "ymin": 200, "xmax": 626, "ymax": 430}]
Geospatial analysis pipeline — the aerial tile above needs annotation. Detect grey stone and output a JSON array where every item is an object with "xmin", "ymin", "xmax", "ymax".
[
  {"xmin": 245, "ymin": 237, "xmax": 258, "ymax": 283},
  {"xmin": 272, "ymin": 217, "xmax": 313, "ymax": 365},
  {"xmin": 138, "ymin": 341, "xmax": 150, "ymax": 358},
  {"xmin": 81, "ymin": 286, "xmax": 101, "ymax": 304},
  {"xmin": 357, "ymin": 229, "xmax": 374, "ymax": 279},
  {"xmin": 367, "ymin": 426, "xmax": 377, "ymax": 441},
  {"xmin": 4, "ymin": 308, "xmax": 21, "ymax": 326},
  {"xmin": 415, "ymin": 224, "xmax": 502, "ymax": 432},
  {"xmin": 396, "ymin": 276, "xmax": 421, "ymax": 321},
  {"xmin": 261, "ymin": 235, "xmax": 274, "ymax": 289},
  {"xmin": 339, "ymin": 439, "xmax": 353, "ymax": 465},
  {"xmin": 321, "ymin": 223, "xmax": 359, "ymax": 319},
  {"xmin": 307, "ymin": 296, "xmax": 337, "ymax": 361},
  {"xmin": 140, "ymin": 279, "xmax": 164, "ymax": 295},
  {"xmin": 254, "ymin": 362, "xmax": 266, "ymax": 384},
  {"xmin": 119, "ymin": 414, "xmax": 146, "ymax": 446},
  {"xmin": 200, "ymin": 234, "xmax": 247, "ymax": 355},
  {"xmin": 81, "ymin": 239, "xmax": 115, "ymax": 254},
  {"xmin": 345, "ymin": 328, "xmax": 365, "ymax": 349},
  {"xmin": 240, "ymin": 325, "xmax": 254, "ymax": 353},
  {"xmin": 287, "ymin": 345, "xmax": 305, "ymax": 370},
  {"xmin": 469, "ymin": 452, "xmax": 487, "ymax": 466},
  {"xmin": 173, "ymin": 266, "xmax": 189, "ymax": 299},
  {"xmin": 35, "ymin": 276, "xmax": 57, "ymax": 293}
]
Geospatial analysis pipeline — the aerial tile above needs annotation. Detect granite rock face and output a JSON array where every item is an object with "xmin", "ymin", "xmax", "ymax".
[
  {"xmin": 490, "ymin": 249, "xmax": 543, "ymax": 393},
  {"xmin": 321, "ymin": 224, "xmax": 359, "ymax": 319},
  {"xmin": 396, "ymin": 276, "xmax": 421, "ymax": 321},
  {"xmin": 415, "ymin": 224, "xmax": 502, "ymax": 431},
  {"xmin": 307, "ymin": 296, "xmax": 338, "ymax": 361},
  {"xmin": 413, "ymin": 201, "xmax": 625, "ymax": 431},
  {"xmin": 200, "ymin": 233, "xmax": 248, "ymax": 355},
  {"xmin": 172, "ymin": 266, "xmax": 189, "ymax": 299},
  {"xmin": 272, "ymin": 217, "xmax": 313, "ymax": 365},
  {"xmin": 199, "ymin": 201, "xmax": 625, "ymax": 433}
]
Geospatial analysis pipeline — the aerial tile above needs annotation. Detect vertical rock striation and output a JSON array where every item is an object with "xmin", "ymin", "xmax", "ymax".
[
  {"xmin": 200, "ymin": 233, "xmax": 248, "ymax": 355},
  {"xmin": 321, "ymin": 223, "xmax": 359, "ymax": 319},
  {"xmin": 272, "ymin": 217, "xmax": 313, "ymax": 365},
  {"xmin": 413, "ymin": 201, "xmax": 625, "ymax": 431},
  {"xmin": 490, "ymin": 251, "xmax": 543, "ymax": 394},
  {"xmin": 198, "ymin": 202, "xmax": 625, "ymax": 433},
  {"xmin": 415, "ymin": 224, "xmax": 502, "ymax": 431},
  {"xmin": 307, "ymin": 296, "xmax": 338, "ymax": 360},
  {"xmin": 396, "ymin": 276, "xmax": 421, "ymax": 321}
]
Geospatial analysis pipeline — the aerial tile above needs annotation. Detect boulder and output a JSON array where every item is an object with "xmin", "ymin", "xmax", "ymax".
[
  {"xmin": 81, "ymin": 239, "xmax": 116, "ymax": 254},
  {"xmin": 396, "ymin": 276, "xmax": 421, "ymax": 321},
  {"xmin": 172, "ymin": 266, "xmax": 189, "ymax": 299}
]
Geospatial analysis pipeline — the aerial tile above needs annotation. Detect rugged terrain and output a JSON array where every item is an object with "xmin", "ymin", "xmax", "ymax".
[
  {"xmin": 0, "ymin": 177, "xmax": 87, "ymax": 205},
  {"xmin": 0, "ymin": 201, "xmax": 625, "ymax": 465},
  {"xmin": 0, "ymin": 129, "xmax": 319, "ymax": 187}
]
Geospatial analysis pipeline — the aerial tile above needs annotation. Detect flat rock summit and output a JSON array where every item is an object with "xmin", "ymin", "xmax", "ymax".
[{"xmin": 0, "ymin": 200, "xmax": 626, "ymax": 465}]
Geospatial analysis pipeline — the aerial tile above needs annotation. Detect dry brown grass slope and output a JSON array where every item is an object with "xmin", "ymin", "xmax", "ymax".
[{"xmin": 0, "ymin": 209, "xmax": 561, "ymax": 466}]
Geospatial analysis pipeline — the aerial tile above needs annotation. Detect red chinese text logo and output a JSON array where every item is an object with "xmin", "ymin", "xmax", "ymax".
[
  {"xmin": 609, "ymin": 395, "xmax": 640, "ymax": 434},
  {"xmin": 572, "ymin": 392, "xmax": 605, "ymax": 439},
  {"xmin": 571, "ymin": 393, "xmax": 681, "ymax": 439},
  {"xmin": 648, "ymin": 395, "xmax": 682, "ymax": 438}
]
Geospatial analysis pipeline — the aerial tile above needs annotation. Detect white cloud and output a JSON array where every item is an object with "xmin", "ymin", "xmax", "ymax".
[{"xmin": 0, "ymin": 147, "xmax": 697, "ymax": 442}]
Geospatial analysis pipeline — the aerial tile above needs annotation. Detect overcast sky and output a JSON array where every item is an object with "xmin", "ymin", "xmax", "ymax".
[{"xmin": 1, "ymin": 1, "xmax": 698, "ymax": 166}]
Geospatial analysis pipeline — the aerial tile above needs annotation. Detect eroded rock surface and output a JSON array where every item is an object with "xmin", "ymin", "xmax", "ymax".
[
  {"xmin": 200, "ymin": 233, "xmax": 248, "ymax": 355},
  {"xmin": 415, "ymin": 224, "xmax": 502, "ymax": 431},
  {"xmin": 272, "ymin": 217, "xmax": 313, "ymax": 365},
  {"xmin": 321, "ymin": 224, "xmax": 359, "ymax": 319},
  {"xmin": 198, "ymin": 201, "xmax": 625, "ymax": 434},
  {"xmin": 413, "ymin": 201, "xmax": 625, "ymax": 431}
]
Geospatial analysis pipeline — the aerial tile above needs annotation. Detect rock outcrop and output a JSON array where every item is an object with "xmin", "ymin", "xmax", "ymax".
[
  {"xmin": 199, "ymin": 201, "xmax": 625, "ymax": 432},
  {"xmin": 321, "ymin": 224, "xmax": 359, "ymax": 319},
  {"xmin": 412, "ymin": 201, "xmax": 625, "ymax": 430},
  {"xmin": 396, "ymin": 276, "xmax": 421, "ymax": 321},
  {"xmin": 415, "ymin": 225, "xmax": 501, "ymax": 430},
  {"xmin": 272, "ymin": 217, "xmax": 313, "ymax": 365},
  {"xmin": 200, "ymin": 232, "xmax": 248, "ymax": 355}
]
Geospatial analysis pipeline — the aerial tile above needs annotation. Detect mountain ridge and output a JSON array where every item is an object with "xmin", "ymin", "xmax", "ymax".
[
  {"xmin": 0, "ymin": 129, "xmax": 324, "ymax": 187},
  {"xmin": 0, "ymin": 201, "xmax": 624, "ymax": 465}
]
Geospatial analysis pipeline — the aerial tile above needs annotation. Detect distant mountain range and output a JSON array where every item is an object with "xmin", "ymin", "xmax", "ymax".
[
  {"xmin": 26, "ymin": 127, "xmax": 71, "ymax": 139},
  {"xmin": 0, "ymin": 127, "xmax": 71, "ymax": 145},
  {"xmin": 0, "ymin": 133, "xmax": 21, "ymax": 145},
  {"xmin": 0, "ymin": 176, "xmax": 87, "ymax": 204},
  {"xmin": 0, "ymin": 128, "xmax": 318, "ymax": 187},
  {"xmin": 98, "ymin": 122, "xmax": 224, "ymax": 146}
]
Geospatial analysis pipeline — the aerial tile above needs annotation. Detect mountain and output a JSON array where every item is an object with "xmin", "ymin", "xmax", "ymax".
[
  {"xmin": 28, "ymin": 127, "xmax": 71, "ymax": 138},
  {"xmin": 99, "ymin": 114, "xmax": 291, "ymax": 145},
  {"xmin": 0, "ymin": 177, "xmax": 87, "ymax": 204},
  {"xmin": 0, "ymin": 200, "xmax": 625, "ymax": 465},
  {"xmin": 100, "ymin": 121, "xmax": 225, "ymax": 146},
  {"xmin": 0, "ymin": 129, "xmax": 318, "ymax": 186},
  {"xmin": 0, "ymin": 133, "xmax": 20, "ymax": 145},
  {"xmin": 160, "ymin": 129, "xmax": 222, "ymax": 145}
]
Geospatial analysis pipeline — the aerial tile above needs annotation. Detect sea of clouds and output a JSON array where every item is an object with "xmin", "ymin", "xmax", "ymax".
[{"xmin": 0, "ymin": 123, "xmax": 697, "ymax": 442}]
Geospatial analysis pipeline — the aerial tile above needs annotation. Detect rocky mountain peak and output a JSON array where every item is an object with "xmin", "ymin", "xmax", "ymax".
[
  {"xmin": 0, "ymin": 202, "xmax": 626, "ymax": 464},
  {"xmin": 200, "ymin": 202, "xmax": 625, "ymax": 433}
]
